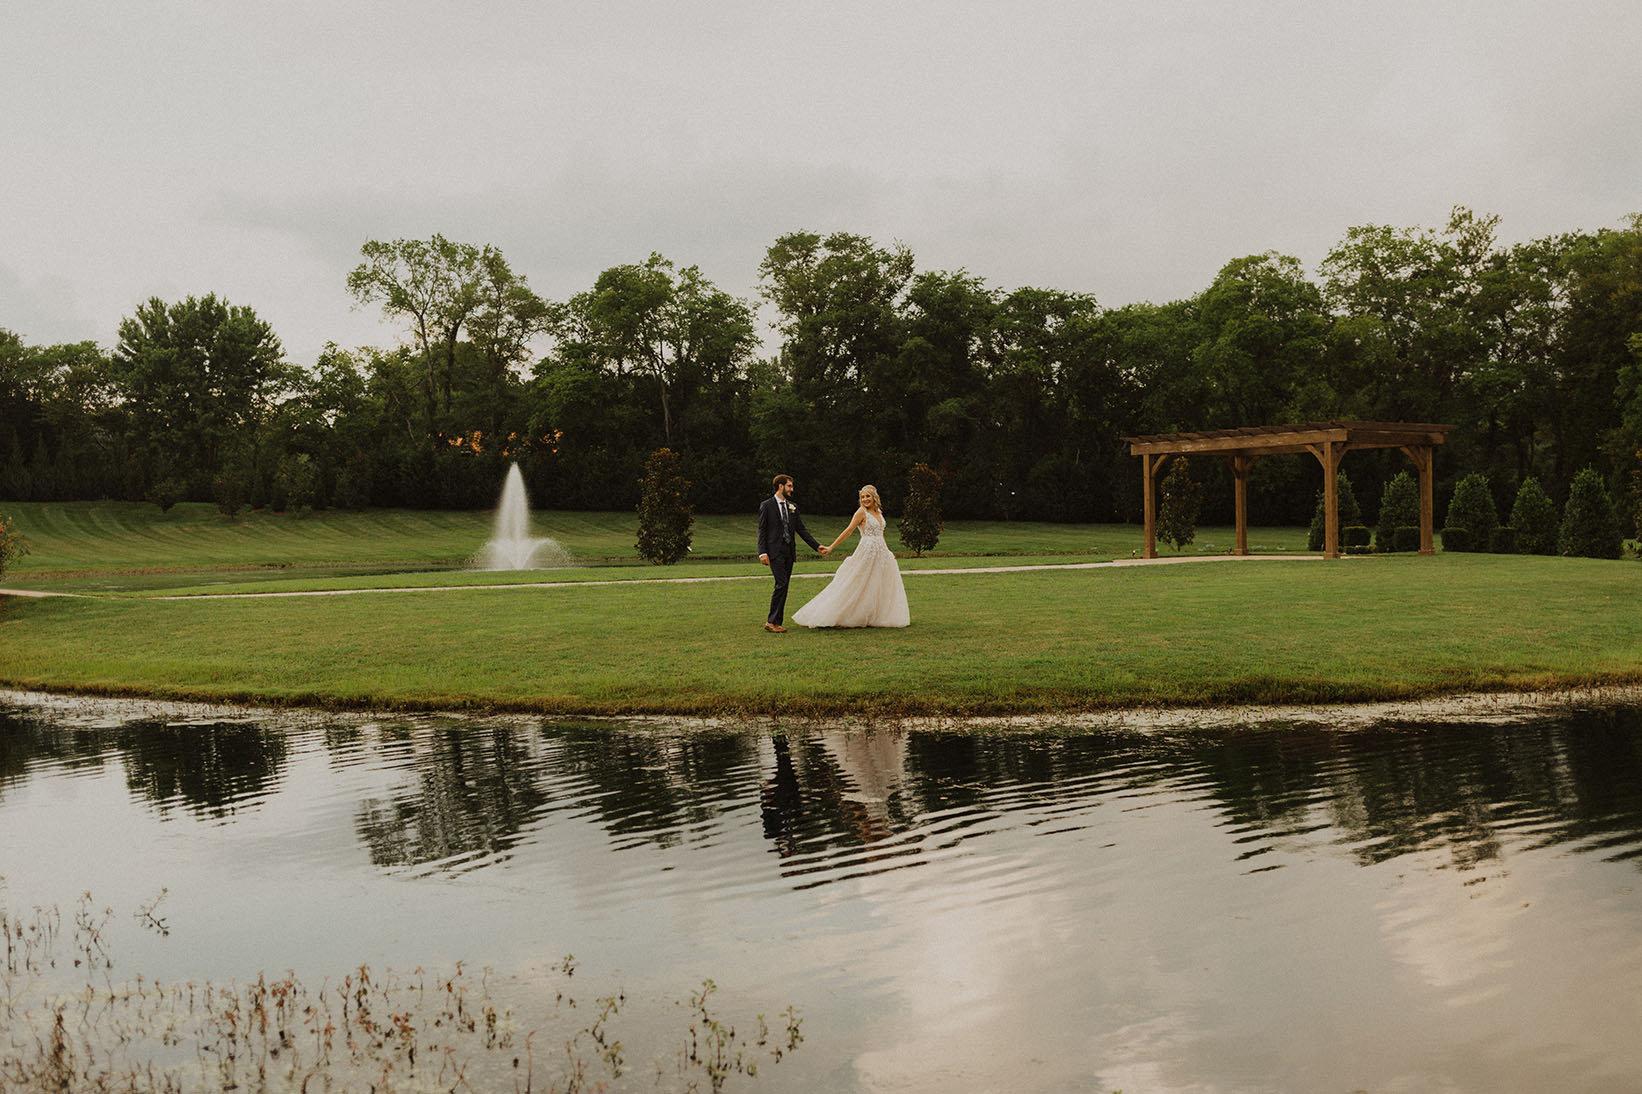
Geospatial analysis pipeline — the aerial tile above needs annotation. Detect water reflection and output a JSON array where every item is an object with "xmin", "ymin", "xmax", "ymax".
[
  {"xmin": 4, "ymin": 694, "xmax": 1642, "ymax": 1093},
  {"xmin": 3, "ymin": 702, "xmax": 1641, "ymax": 875}
]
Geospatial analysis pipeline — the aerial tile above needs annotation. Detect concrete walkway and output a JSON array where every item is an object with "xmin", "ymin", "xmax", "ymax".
[{"xmin": 0, "ymin": 553, "xmax": 1326, "ymax": 601}]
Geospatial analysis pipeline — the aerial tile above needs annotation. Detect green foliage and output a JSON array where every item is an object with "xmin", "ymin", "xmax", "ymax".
[
  {"xmin": 1490, "ymin": 526, "xmax": 1517, "ymax": 554},
  {"xmin": 636, "ymin": 447, "xmax": 694, "ymax": 565},
  {"xmin": 1558, "ymin": 467, "xmax": 1622, "ymax": 559},
  {"xmin": 1510, "ymin": 477, "xmax": 1559, "ymax": 555},
  {"xmin": 1342, "ymin": 524, "xmax": 1371, "ymax": 548},
  {"xmin": 1393, "ymin": 526, "xmax": 1422, "ymax": 553},
  {"xmin": 0, "ymin": 512, "xmax": 28, "ymax": 577},
  {"xmin": 1307, "ymin": 472, "xmax": 1363, "ymax": 550},
  {"xmin": 1441, "ymin": 527, "xmax": 1471, "ymax": 553},
  {"xmin": 149, "ymin": 477, "xmax": 186, "ymax": 513},
  {"xmin": 898, "ymin": 462, "xmax": 944, "ymax": 556},
  {"xmin": 272, "ymin": 453, "xmax": 319, "ymax": 513},
  {"xmin": 1443, "ymin": 472, "xmax": 1498, "ymax": 551},
  {"xmin": 1375, "ymin": 472, "xmax": 1419, "ymax": 551},
  {"xmin": 1157, "ymin": 457, "xmax": 1203, "ymax": 551}
]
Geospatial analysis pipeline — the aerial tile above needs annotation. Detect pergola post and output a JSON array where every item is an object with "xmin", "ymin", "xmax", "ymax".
[
  {"xmin": 1402, "ymin": 445, "xmax": 1436, "ymax": 555},
  {"xmin": 1306, "ymin": 441, "xmax": 1341, "ymax": 559},
  {"xmin": 1141, "ymin": 453, "xmax": 1171, "ymax": 559},
  {"xmin": 1227, "ymin": 455, "xmax": 1258, "ymax": 555}
]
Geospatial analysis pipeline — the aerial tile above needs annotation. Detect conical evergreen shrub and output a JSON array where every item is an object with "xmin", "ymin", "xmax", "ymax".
[
  {"xmin": 1375, "ymin": 471, "xmax": 1419, "ymax": 551},
  {"xmin": 1158, "ymin": 457, "xmax": 1203, "ymax": 551},
  {"xmin": 1443, "ymin": 472, "xmax": 1497, "ymax": 552},
  {"xmin": 1307, "ymin": 472, "xmax": 1362, "ymax": 551},
  {"xmin": 1558, "ymin": 467, "xmax": 1622, "ymax": 559},
  {"xmin": 1509, "ymin": 477, "xmax": 1558, "ymax": 555}
]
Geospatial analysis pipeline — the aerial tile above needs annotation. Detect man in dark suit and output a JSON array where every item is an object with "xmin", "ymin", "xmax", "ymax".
[{"xmin": 757, "ymin": 473, "xmax": 828, "ymax": 632}]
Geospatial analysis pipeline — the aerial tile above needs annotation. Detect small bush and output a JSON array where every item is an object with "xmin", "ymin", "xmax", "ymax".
[
  {"xmin": 1393, "ymin": 525, "xmax": 1422, "ymax": 553},
  {"xmin": 1510, "ymin": 477, "xmax": 1559, "ymax": 555},
  {"xmin": 636, "ymin": 447, "xmax": 694, "ymax": 565},
  {"xmin": 1307, "ymin": 473, "xmax": 1364, "ymax": 551},
  {"xmin": 149, "ymin": 477, "xmax": 186, "ymax": 512},
  {"xmin": 1375, "ymin": 471, "xmax": 1419, "ymax": 551},
  {"xmin": 1559, "ymin": 467, "xmax": 1622, "ymax": 559},
  {"xmin": 1489, "ymin": 526, "xmax": 1517, "ymax": 554},
  {"xmin": 1440, "ymin": 527, "xmax": 1471, "ymax": 553},
  {"xmin": 1444, "ymin": 472, "xmax": 1497, "ymax": 551},
  {"xmin": 898, "ymin": 462, "xmax": 944, "ymax": 556},
  {"xmin": 1343, "ymin": 524, "xmax": 1371, "ymax": 548},
  {"xmin": 214, "ymin": 468, "xmax": 247, "ymax": 517},
  {"xmin": 0, "ymin": 512, "xmax": 28, "ymax": 577},
  {"xmin": 1157, "ymin": 457, "xmax": 1203, "ymax": 551}
]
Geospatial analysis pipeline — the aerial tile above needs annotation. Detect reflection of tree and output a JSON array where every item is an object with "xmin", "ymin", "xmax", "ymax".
[
  {"xmin": 0, "ymin": 710, "xmax": 113, "ymax": 801},
  {"xmin": 356, "ymin": 726, "xmax": 550, "ymax": 870},
  {"xmin": 116, "ymin": 721, "xmax": 289, "ymax": 818},
  {"xmin": 550, "ymin": 727, "xmax": 761, "ymax": 848}
]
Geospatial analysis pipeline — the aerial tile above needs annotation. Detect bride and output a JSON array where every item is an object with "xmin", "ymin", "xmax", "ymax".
[{"xmin": 792, "ymin": 485, "xmax": 911, "ymax": 628}]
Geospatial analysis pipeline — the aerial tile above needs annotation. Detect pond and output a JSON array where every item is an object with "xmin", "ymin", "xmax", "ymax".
[{"xmin": 2, "ymin": 690, "xmax": 1641, "ymax": 1092}]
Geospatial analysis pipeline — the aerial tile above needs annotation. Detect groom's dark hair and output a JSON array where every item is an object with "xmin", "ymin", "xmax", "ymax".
[{"xmin": 772, "ymin": 474, "xmax": 792, "ymax": 489}]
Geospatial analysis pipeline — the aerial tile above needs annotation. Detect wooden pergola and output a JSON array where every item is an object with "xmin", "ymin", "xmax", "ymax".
[{"xmin": 1124, "ymin": 421, "xmax": 1456, "ymax": 560}]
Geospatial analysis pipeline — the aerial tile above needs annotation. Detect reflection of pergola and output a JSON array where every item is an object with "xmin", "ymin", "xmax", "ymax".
[{"xmin": 1124, "ymin": 421, "xmax": 1456, "ymax": 559}]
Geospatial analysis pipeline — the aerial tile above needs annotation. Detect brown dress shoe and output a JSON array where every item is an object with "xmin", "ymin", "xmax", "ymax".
[{"xmin": 764, "ymin": 622, "xmax": 786, "ymax": 632}]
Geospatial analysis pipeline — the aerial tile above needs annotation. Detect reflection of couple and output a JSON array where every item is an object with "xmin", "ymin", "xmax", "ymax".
[{"xmin": 757, "ymin": 474, "xmax": 910, "ymax": 632}]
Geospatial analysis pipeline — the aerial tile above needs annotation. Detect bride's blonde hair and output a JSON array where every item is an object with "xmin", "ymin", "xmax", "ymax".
[{"xmin": 860, "ymin": 484, "xmax": 882, "ymax": 512}]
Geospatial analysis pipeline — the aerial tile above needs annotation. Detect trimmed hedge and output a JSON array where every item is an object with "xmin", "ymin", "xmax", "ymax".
[
  {"xmin": 1376, "ymin": 471, "xmax": 1420, "ymax": 551},
  {"xmin": 1441, "ymin": 527, "xmax": 1471, "ymax": 552},
  {"xmin": 1393, "ymin": 525, "xmax": 1422, "ymax": 553},
  {"xmin": 1489, "ymin": 526, "xmax": 1517, "ymax": 554},
  {"xmin": 1343, "ymin": 524, "xmax": 1371, "ymax": 548},
  {"xmin": 1444, "ymin": 472, "xmax": 1498, "ymax": 551},
  {"xmin": 1559, "ymin": 467, "xmax": 1622, "ymax": 559}
]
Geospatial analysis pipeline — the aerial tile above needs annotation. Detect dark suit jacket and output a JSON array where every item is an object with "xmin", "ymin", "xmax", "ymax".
[{"xmin": 758, "ymin": 495, "xmax": 820, "ymax": 560}]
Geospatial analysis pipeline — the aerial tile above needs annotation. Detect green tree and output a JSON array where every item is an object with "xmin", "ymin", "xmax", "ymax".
[
  {"xmin": 111, "ymin": 294, "xmax": 289, "ymax": 499},
  {"xmin": 1510, "ymin": 477, "xmax": 1559, "ymax": 555},
  {"xmin": 636, "ymin": 447, "xmax": 693, "ymax": 564},
  {"xmin": 1558, "ymin": 467, "xmax": 1622, "ymax": 559},
  {"xmin": 347, "ymin": 235, "xmax": 491, "ymax": 432},
  {"xmin": 1157, "ymin": 457, "xmax": 1203, "ymax": 551},
  {"xmin": 1307, "ymin": 472, "xmax": 1363, "ymax": 551},
  {"xmin": 898, "ymin": 462, "xmax": 944, "ymax": 556},
  {"xmin": 1444, "ymin": 472, "xmax": 1498, "ymax": 550},
  {"xmin": 1375, "ymin": 470, "xmax": 1420, "ymax": 551}
]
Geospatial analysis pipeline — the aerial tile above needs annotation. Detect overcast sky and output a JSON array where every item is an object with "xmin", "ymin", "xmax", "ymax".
[{"xmin": 4, "ymin": 1, "xmax": 1640, "ymax": 366}]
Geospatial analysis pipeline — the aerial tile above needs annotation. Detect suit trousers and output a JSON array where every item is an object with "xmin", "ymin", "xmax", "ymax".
[{"xmin": 767, "ymin": 545, "xmax": 796, "ymax": 625}]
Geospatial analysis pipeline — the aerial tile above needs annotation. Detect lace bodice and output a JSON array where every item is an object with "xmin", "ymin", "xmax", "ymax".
[{"xmin": 861, "ymin": 512, "xmax": 886, "ymax": 540}]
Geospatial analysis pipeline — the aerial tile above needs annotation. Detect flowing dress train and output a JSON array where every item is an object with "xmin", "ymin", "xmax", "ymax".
[{"xmin": 792, "ymin": 512, "xmax": 911, "ymax": 628}]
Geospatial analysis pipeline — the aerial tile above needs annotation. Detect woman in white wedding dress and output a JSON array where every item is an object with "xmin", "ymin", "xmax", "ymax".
[{"xmin": 792, "ymin": 485, "xmax": 911, "ymax": 629}]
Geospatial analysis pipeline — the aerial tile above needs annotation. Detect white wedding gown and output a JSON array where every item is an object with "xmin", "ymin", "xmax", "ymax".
[{"xmin": 792, "ymin": 512, "xmax": 911, "ymax": 628}]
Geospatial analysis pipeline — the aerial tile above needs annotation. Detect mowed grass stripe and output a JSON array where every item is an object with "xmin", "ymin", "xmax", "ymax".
[{"xmin": 4, "ymin": 555, "xmax": 1639, "ymax": 714}]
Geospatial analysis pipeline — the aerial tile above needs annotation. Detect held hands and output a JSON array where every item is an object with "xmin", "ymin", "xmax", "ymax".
[{"xmin": 818, "ymin": 545, "xmax": 832, "ymax": 555}]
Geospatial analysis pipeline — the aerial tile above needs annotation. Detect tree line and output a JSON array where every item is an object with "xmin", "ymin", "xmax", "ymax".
[{"xmin": 4, "ymin": 208, "xmax": 1641, "ymax": 531}]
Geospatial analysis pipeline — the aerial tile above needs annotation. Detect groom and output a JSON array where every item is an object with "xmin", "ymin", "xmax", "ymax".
[{"xmin": 758, "ymin": 473, "xmax": 828, "ymax": 632}]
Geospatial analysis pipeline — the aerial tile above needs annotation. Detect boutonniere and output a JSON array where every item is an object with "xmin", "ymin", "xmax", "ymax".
[{"xmin": 787, "ymin": 502, "xmax": 798, "ymax": 511}]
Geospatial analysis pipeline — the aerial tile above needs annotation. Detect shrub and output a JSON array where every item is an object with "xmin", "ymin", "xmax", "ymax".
[
  {"xmin": 1375, "ymin": 471, "xmax": 1419, "ymax": 551},
  {"xmin": 1306, "ymin": 472, "xmax": 1363, "ymax": 551},
  {"xmin": 149, "ymin": 477, "xmax": 186, "ymax": 513},
  {"xmin": 1393, "ymin": 525, "xmax": 1422, "ymax": 553},
  {"xmin": 1510, "ymin": 477, "xmax": 1558, "ymax": 555},
  {"xmin": 0, "ymin": 512, "xmax": 28, "ymax": 578},
  {"xmin": 1559, "ymin": 467, "xmax": 1622, "ymax": 559},
  {"xmin": 214, "ymin": 468, "xmax": 247, "ymax": 517},
  {"xmin": 1343, "ymin": 524, "xmax": 1371, "ymax": 548},
  {"xmin": 898, "ymin": 462, "xmax": 944, "ymax": 556},
  {"xmin": 1440, "ymin": 527, "xmax": 1471, "ymax": 553},
  {"xmin": 1157, "ymin": 457, "xmax": 1203, "ymax": 551},
  {"xmin": 1490, "ymin": 526, "xmax": 1517, "ymax": 553},
  {"xmin": 636, "ymin": 447, "xmax": 694, "ymax": 565},
  {"xmin": 1444, "ymin": 472, "xmax": 1497, "ymax": 551}
]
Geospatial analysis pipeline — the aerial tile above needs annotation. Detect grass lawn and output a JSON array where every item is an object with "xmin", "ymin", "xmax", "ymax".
[
  {"xmin": 0, "ymin": 501, "xmax": 1309, "ymax": 594},
  {"xmin": 3, "ymin": 503, "xmax": 1640, "ymax": 715}
]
